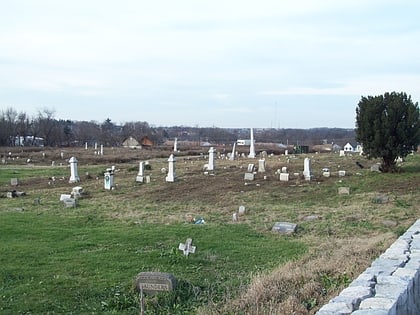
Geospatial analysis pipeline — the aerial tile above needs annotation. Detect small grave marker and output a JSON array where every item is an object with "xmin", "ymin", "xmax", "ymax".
[
  {"xmin": 135, "ymin": 272, "xmax": 176, "ymax": 295},
  {"xmin": 63, "ymin": 198, "xmax": 77, "ymax": 208},
  {"xmin": 338, "ymin": 187, "xmax": 350, "ymax": 195},
  {"xmin": 178, "ymin": 238, "xmax": 196, "ymax": 256},
  {"xmin": 232, "ymin": 212, "xmax": 238, "ymax": 222},
  {"xmin": 244, "ymin": 173, "xmax": 254, "ymax": 181},
  {"xmin": 10, "ymin": 178, "xmax": 18, "ymax": 186},
  {"xmin": 280, "ymin": 173, "xmax": 289, "ymax": 182},
  {"xmin": 272, "ymin": 222, "xmax": 297, "ymax": 234}
]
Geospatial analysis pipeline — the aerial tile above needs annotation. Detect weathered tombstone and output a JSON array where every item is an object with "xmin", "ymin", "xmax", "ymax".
[
  {"xmin": 63, "ymin": 198, "xmax": 77, "ymax": 208},
  {"xmin": 207, "ymin": 147, "xmax": 216, "ymax": 171},
  {"xmin": 135, "ymin": 272, "xmax": 176, "ymax": 295},
  {"xmin": 272, "ymin": 222, "xmax": 297, "ymax": 234},
  {"xmin": 258, "ymin": 159, "xmax": 266, "ymax": 173},
  {"xmin": 232, "ymin": 212, "xmax": 238, "ymax": 222},
  {"xmin": 338, "ymin": 187, "xmax": 350, "ymax": 195},
  {"xmin": 136, "ymin": 161, "xmax": 145, "ymax": 183},
  {"xmin": 322, "ymin": 171, "xmax": 331, "ymax": 177},
  {"xmin": 338, "ymin": 170, "xmax": 346, "ymax": 177},
  {"xmin": 94, "ymin": 142, "xmax": 98, "ymax": 150},
  {"xmin": 248, "ymin": 128, "xmax": 256, "ymax": 158},
  {"xmin": 165, "ymin": 154, "xmax": 176, "ymax": 182},
  {"xmin": 71, "ymin": 186, "xmax": 83, "ymax": 199},
  {"xmin": 303, "ymin": 157, "xmax": 311, "ymax": 181},
  {"xmin": 339, "ymin": 150, "xmax": 345, "ymax": 157},
  {"xmin": 281, "ymin": 166, "xmax": 287, "ymax": 173},
  {"xmin": 104, "ymin": 169, "xmax": 114, "ymax": 190},
  {"xmin": 60, "ymin": 151, "xmax": 64, "ymax": 159},
  {"xmin": 10, "ymin": 178, "xmax": 18, "ymax": 186},
  {"xmin": 373, "ymin": 195, "xmax": 389, "ymax": 204},
  {"xmin": 247, "ymin": 164, "xmax": 255, "ymax": 172},
  {"xmin": 370, "ymin": 164, "xmax": 381, "ymax": 172},
  {"xmin": 60, "ymin": 194, "xmax": 72, "ymax": 201},
  {"xmin": 238, "ymin": 205, "xmax": 246, "ymax": 215},
  {"xmin": 68, "ymin": 157, "xmax": 80, "ymax": 183},
  {"xmin": 244, "ymin": 173, "xmax": 255, "ymax": 181},
  {"xmin": 85, "ymin": 142, "xmax": 88, "ymax": 150},
  {"xmin": 178, "ymin": 238, "xmax": 196, "ymax": 256},
  {"xmin": 100, "ymin": 145, "xmax": 104, "ymax": 156},
  {"xmin": 280, "ymin": 173, "xmax": 289, "ymax": 181},
  {"xmin": 145, "ymin": 175, "xmax": 151, "ymax": 184},
  {"xmin": 284, "ymin": 149, "xmax": 288, "ymax": 156}
]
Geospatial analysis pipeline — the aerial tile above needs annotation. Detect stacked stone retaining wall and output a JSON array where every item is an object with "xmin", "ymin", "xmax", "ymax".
[{"xmin": 316, "ymin": 219, "xmax": 420, "ymax": 315}]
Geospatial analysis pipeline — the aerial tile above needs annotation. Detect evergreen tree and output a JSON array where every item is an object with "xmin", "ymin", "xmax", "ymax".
[{"xmin": 355, "ymin": 92, "xmax": 420, "ymax": 172}]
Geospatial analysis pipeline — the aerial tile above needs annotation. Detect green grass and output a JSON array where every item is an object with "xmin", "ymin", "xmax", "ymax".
[
  {"xmin": 0, "ymin": 151, "xmax": 419, "ymax": 314},
  {"xmin": 0, "ymin": 212, "xmax": 306, "ymax": 314}
]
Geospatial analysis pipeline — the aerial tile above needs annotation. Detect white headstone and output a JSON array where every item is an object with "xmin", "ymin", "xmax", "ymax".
[
  {"xmin": 174, "ymin": 138, "xmax": 178, "ymax": 152},
  {"xmin": 272, "ymin": 222, "xmax": 297, "ymax": 234},
  {"xmin": 244, "ymin": 173, "xmax": 255, "ymax": 181},
  {"xmin": 104, "ymin": 170, "xmax": 114, "ymax": 190},
  {"xmin": 232, "ymin": 212, "xmax": 238, "ymax": 222},
  {"xmin": 165, "ymin": 154, "xmax": 176, "ymax": 182},
  {"xmin": 247, "ymin": 164, "xmax": 255, "ymax": 172},
  {"xmin": 71, "ymin": 186, "xmax": 83, "ymax": 199},
  {"xmin": 94, "ymin": 142, "xmax": 98, "ymax": 150},
  {"xmin": 303, "ymin": 158, "xmax": 311, "ymax": 181},
  {"xmin": 208, "ymin": 147, "xmax": 216, "ymax": 171},
  {"xmin": 338, "ymin": 170, "xmax": 346, "ymax": 177},
  {"xmin": 136, "ymin": 161, "xmax": 145, "ymax": 183},
  {"xmin": 281, "ymin": 166, "xmax": 287, "ymax": 173},
  {"xmin": 339, "ymin": 150, "xmax": 345, "ymax": 157},
  {"xmin": 258, "ymin": 159, "xmax": 266, "ymax": 173},
  {"xmin": 229, "ymin": 142, "xmax": 236, "ymax": 161},
  {"xmin": 238, "ymin": 205, "xmax": 246, "ymax": 215},
  {"xmin": 85, "ymin": 142, "xmax": 88, "ymax": 150},
  {"xmin": 100, "ymin": 145, "xmax": 104, "ymax": 156},
  {"xmin": 248, "ymin": 128, "xmax": 256, "ymax": 158},
  {"xmin": 60, "ymin": 194, "xmax": 72, "ymax": 201},
  {"xmin": 68, "ymin": 157, "xmax": 80, "ymax": 183},
  {"xmin": 178, "ymin": 238, "xmax": 196, "ymax": 256},
  {"xmin": 280, "ymin": 173, "xmax": 289, "ymax": 181}
]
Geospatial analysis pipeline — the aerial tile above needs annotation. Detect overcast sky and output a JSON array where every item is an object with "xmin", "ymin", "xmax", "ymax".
[{"xmin": 1, "ymin": 1, "xmax": 419, "ymax": 128}]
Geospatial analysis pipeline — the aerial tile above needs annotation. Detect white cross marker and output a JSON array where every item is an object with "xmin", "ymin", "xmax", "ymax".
[{"xmin": 178, "ymin": 238, "xmax": 196, "ymax": 256}]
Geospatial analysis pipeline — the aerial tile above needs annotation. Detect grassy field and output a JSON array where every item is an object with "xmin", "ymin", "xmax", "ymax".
[{"xmin": 0, "ymin": 148, "xmax": 419, "ymax": 314}]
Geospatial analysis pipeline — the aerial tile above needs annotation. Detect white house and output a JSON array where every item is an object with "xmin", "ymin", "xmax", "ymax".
[{"xmin": 343, "ymin": 142, "xmax": 354, "ymax": 152}]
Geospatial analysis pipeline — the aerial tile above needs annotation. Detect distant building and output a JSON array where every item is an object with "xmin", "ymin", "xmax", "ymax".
[
  {"xmin": 237, "ymin": 139, "xmax": 251, "ymax": 146},
  {"xmin": 343, "ymin": 142, "xmax": 354, "ymax": 152},
  {"xmin": 140, "ymin": 136, "xmax": 154, "ymax": 147},
  {"xmin": 122, "ymin": 136, "xmax": 140, "ymax": 148},
  {"xmin": 13, "ymin": 136, "xmax": 44, "ymax": 147}
]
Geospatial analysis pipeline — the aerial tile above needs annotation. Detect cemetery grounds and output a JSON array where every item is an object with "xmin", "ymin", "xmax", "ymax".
[{"xmin": 0, "ymin": 147, "xmax": 419, "ymax": 314}]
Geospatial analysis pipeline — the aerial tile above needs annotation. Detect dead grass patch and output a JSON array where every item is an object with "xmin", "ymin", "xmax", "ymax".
[{"xmin": 198, "ymin": 233, "xmax": 394, "ymax": 315}]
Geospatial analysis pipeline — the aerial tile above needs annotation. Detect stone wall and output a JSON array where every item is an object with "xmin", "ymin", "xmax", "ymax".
[{"xmin": 316, "ymin": 219, "xmax": 420, "ymax": 315}]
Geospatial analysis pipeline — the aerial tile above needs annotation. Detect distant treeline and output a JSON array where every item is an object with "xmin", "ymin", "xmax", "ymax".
[{"xmin": 0, "ymin": 107, "xmax": 355, "ymax": 147}]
